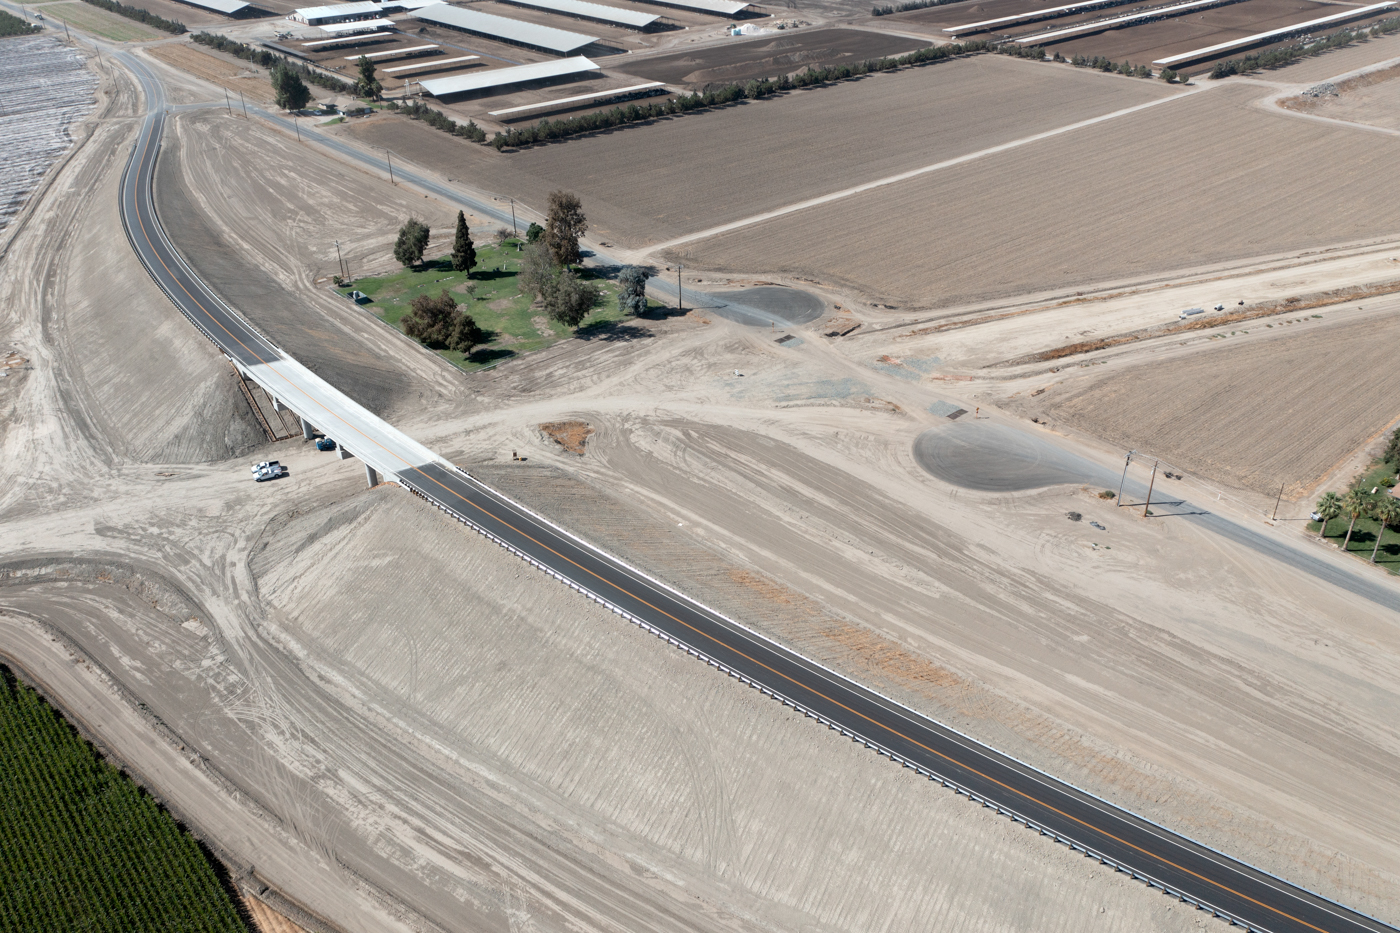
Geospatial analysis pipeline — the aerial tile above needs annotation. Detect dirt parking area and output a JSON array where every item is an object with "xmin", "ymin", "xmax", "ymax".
[
  {"xmin": 621, "ymin": 26, "xmax": 931, "ymax": 86},
  {"xmin": 671, "ymin": 83, "xmax": 1400, "ymax": 307},
  {"xmin": 335, "ymin": 55, "xmax": 1172, "ymax": 246},
  {"xmin": 1032, "ymin": 303, "xmax": 1400, "ymax": 496},
  {"xmin": 1282, "ymin": 61, "xmax": 1400, "ymax": 130}
]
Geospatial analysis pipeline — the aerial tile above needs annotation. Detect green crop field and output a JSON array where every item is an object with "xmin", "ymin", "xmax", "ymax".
[
  {"xmin": 340, "ymin": 241, "xmax": 654, "ymax": 371},
  {"xmin": 0, "ymin": 666, "xmax": 248, "ymax": 933}
]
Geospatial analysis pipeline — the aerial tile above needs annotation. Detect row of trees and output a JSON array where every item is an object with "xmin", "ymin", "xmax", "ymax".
[
  {"xmin": 1070, "ymin": 54, "xmax": 1157, "ymax": 78},
  {"xmin": 191, "ymin": 32, "xmax": 352, "ymax": 95},
  {"xmin": 489, "ymin": 40, "xmax": 988, "ymax": 150},
  {"xmin": 1314, "ymin": 489, "xmax": 1400, "ymax": 562},
  {"xmin": 80, "ymin": 0, "xmax": 184, "ymax": 33},
  {"xmin": 872, "ymin": 0, "xmax": 943, "ymax": 14},
  {"xmin": 387, "ymin": 99, "xmax": 488, "ymax": 142},
  {"xmin": 0, "ymin": 9, "xmax": 41, "ymax": 34},
  {"xmin": 1210, "ymin": 15, "xmax": 1400, "ymax": 77}
]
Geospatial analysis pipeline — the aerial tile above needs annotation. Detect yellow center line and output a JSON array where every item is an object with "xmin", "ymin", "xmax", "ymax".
[{"xmin": 129, "ymin": 113, "xmax": 1335, "ymax": 933}]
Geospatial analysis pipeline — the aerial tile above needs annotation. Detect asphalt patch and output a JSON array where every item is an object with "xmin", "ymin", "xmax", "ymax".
[{"xmin": 913, "ymin": 421, "xmax": 1118, "ymax": 492}]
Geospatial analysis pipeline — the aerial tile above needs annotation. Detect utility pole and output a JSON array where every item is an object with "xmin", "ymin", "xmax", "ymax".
[
  {"xmin": 62, "ymin": 18, "xmax": 69, "ymax": 39},
  {"xmin": 224, "ymin": 87, "xmax": 231, "ymax": 114},
  {"xmin": 1272, "ymin": 482, "xmax": 1284, "ymax": 522},
  {"xmin": 509, "ymin": 197, "xmax": 517, "ymax": 237},
  {"xmin": 677, "ymin": 263, "xmax": 683, "ymax": 314},
  {"xmin": 335, "ymin": 240, "xmax": 346, "ymax": 280},
  {"xmin": 385, "ymin": 150, "xmax": 395, "ymax": 184},
  {"xmin": 294, "ymin": 115, "xmax": 301, "ymax": 142},
  {"xmin": 239, "ymin": 91, "xmax": 248, "ymax": 119},
  {"xmin": 1143, "ymin": 460, "xmax": 1159, "ymax": 518},
  {"xmin": 1116, "ymin": 450, "xmax": 1134, "ymax": 506}
]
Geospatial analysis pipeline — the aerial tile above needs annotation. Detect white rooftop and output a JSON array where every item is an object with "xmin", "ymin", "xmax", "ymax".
[
  {"xmin": 497, "ymin": 0, "xmax": 658, "ymax": 29},
  {"xmin": 419, "ymin": 55, "xmax": 599, "ymax": 95},
  {"xmin": 178, "ymin": 0, "xmax": 250, "ymax": 14},
  {"xmin": 318, "ymin": 17, "xmax": 396, "ymax": 31},
  {"xmin": 295, "ymin": 1, "xmax": 382, "ymax": 20},
  {"xmin": 632, "ymin": 0, "xmax": 749, "ymax": 15},
  {"xmin": 412, "ymin": 3, "xmax": 599, "ymax": 53}
]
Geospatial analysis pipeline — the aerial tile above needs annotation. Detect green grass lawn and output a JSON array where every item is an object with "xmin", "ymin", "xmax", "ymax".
[
  {"xmin": 0, "ymin": 666, "xmax": 249, "ymax": 933},
  {"xmin": 1307, "ymin": 459, "xmax": 1400, "ymax": 571},
  {"xmin": 340, "ymin": 241, "xmax": 646, "ymax": 371}
]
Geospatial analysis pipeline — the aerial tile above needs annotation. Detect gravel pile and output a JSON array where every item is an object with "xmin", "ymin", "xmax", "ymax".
[{"xmin": 1302, "ymin": 81, "xmax": 1339, "ymax": 97}]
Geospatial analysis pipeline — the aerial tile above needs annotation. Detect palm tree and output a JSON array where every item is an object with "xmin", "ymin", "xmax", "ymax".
[
  {"xmin": 1372, "ymin": 497, "xmax": 1400, "ymax": 562},
  {"xmin": 1340, "ymin": 490, "xmax": 1370, "ymax": 551},
  {"xmin": 1315, "ymin": 491, "xmax": 1341, "ymax": 539}
]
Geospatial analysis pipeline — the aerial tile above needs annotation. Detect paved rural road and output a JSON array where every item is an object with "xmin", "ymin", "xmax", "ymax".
[{"xmin": 109, "ymin": 49, "xmax": 1399, "ymax": 933}]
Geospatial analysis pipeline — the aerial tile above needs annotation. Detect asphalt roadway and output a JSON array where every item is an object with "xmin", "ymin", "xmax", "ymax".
[{"xmin": 101, "ymin": 44, "xmax": 1398, "ymax": 933}]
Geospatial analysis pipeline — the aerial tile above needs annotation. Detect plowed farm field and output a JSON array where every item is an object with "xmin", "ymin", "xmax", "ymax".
[
  {"xmin": 1036, "ymin": 306, "xmax": 1400, "ymax": 496},
  {"xmin": 670, "ymin": 84, "xmax": 1400, "ymax": 306},
  {"xmin": 335, "ymin": 54, "xmax": 1174, "ymax": 246}
]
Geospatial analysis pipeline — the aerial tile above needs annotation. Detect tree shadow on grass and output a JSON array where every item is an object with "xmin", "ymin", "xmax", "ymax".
[
  {"xmin": 465, "ymin": 347, "xmax": 515, "ymax": 365},
  {"xmin": 574, "ymin": 319, "xmax": 652, "ymax": 342}
]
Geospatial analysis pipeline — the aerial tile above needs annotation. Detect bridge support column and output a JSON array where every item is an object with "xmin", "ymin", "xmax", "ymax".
[
  {"xmin": 301, "ymin": 417, "xmax": 314, "ymax": 440},
  {"xmin": 366, "ymin": 464, "xmax": 380, "ymax": 487},
  {"xmin": 338, "ymin": 447, "xmax": 354, "ymax": 460}
]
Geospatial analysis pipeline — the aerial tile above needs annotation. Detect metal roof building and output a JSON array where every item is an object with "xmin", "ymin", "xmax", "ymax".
[
  {"xmin": 496, "ymin": 0, "xmax": 659, "ymax": 29},
  {"xmin": 1153, "ymin": 0, "xmax": 1397, "ymax": 64},
  {"xmin": 317, "ymin": 17, "xmax": 396, "ymax": 32},
  {"xmin": 412, "ymin": 3, "xmax": 600, "ymax": 53},
  {"xmin": 175, "ymin": 0, "xmax": 250, "ymax": 15},
  {"xmin": 419, "ymin": 56, "xmax": 599, "ymax": 96},
  {"xmin": 292, "ymin": 1, "xmax": 384, "ymax": 24},
  {"xmin": 631, "ymin": 0, "xmax": 749, "ymax": 15}
]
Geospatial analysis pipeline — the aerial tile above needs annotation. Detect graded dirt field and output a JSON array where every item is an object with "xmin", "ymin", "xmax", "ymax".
[
  {"xmin": 621, "ymin": 26, "xmax": 930, "ymax": 86},
  {"xmin": 335, "ymin": 54, "xmax": 1175, "ymax": 246},
  {"xmin": 1031, "ymin": 303, "xmax": 1400, "ymax": 497},
  {"xmin": 670, "ymin": 83, "xmax": 1400, "ymax": 306},
  {"xmin": 145, "ymin": 42, "xmax": 277, "ymax": 104},
  {"xmin": 40, "ymin": 0, "xmax": 164, "ymax": 40},
  {"xmin": 1283, "ymin": 62, "xmax": 1400, "ymax": 130}
]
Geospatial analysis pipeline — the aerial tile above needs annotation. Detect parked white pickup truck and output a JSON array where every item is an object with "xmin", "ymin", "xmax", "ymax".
[{"xmin": 252, "ymin": 461, "xmax": 287, "ymax": 482}]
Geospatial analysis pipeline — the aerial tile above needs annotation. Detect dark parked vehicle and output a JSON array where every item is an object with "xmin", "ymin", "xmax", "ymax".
[{"xmin": 316, "ymin": 438, "xmax": 337, "ymax": 451}]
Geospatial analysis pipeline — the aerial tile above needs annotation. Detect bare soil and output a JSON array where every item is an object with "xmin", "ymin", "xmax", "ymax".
[
  {"xmin": 145, "ymin": 42, "xmax": 277, "ymax": 104},
  {"xmin": 540, "ymin": 419, "xmax": 593, "ymax": 453},
  {"xmin": 671, "ymin": 84, "xmax": 1400, "ymax": 307},
  {"xmin": 620, "ymin": 26, "xmax": 931, "ymax": 86},
  {"xmin": 332, "ymin": 55, "xmax": 1173, "ymax": 247},
  {"xmin": 1030, "ymin": 305, "xmax": 1400, "ymax": 497},
  {"xmin": 1281, "ymin": 61, "xmax": 1400, "ymax": 130}
]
